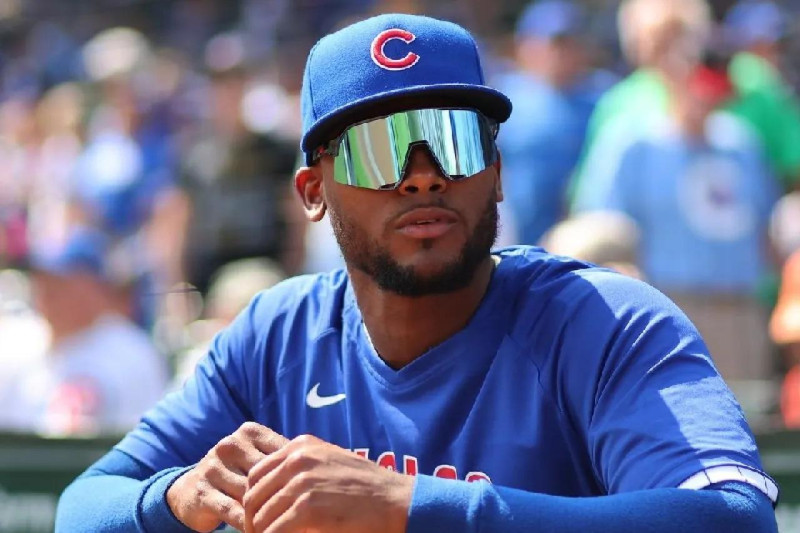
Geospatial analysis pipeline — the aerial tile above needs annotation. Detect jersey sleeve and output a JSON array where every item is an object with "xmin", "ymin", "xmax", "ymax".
[
  {"xmin": 114, "ymin": 291, "xmax": 273, "ymax": 471},
  {"xmin": 557, "ymin": 270, "xmax": 777, "ymax": 502}
]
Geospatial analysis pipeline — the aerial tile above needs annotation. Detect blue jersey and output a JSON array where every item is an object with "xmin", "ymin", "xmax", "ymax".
[{"xmin": 117, "ymin": 246, "xmax": 776, "ymax": 501}]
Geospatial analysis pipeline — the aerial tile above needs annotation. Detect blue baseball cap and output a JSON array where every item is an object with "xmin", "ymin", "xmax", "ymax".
[
  {"xmin": 30, "ymin": 228, "xmax": 110, "ymax": 280},
  {"xmin": 300, "ymin": 13, "xmax": 512, "ymax": 164},
  {"xmin": 29, "ymin": 227, "xmax": 142, "ymax": 287},
  {"xmin": 724, "ymin": 0, "xmax": 785, "ymax": 49},
  {"xmin": 516, "ymin": 0, "xmax": 586, "ymax": 41}
]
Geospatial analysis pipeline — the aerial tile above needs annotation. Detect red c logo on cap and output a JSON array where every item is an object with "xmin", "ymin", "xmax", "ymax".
[{"xmin": 371, "ymin": 29, "xmax": 420, "ymax": 71}]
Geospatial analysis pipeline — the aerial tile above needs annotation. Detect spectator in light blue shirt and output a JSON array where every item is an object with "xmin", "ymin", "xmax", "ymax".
[{"xmin": 494, "ymin": 0, "xmax": 615, "ymax": 245}]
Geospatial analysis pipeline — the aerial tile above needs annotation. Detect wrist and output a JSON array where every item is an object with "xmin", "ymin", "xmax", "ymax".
[
  {"xmin": 164, "ymin": 467, "xmax": 221, "ymax": 533},
  {"xmin": 139, "ymin": 466, "xmax": 198, "ymax": 533},
  {"xmin": 406, "ymin": 475, "xmax": 484, "ymax": 533},
  {"xmin": 165, "ymin": 470, "xmax": 191, "ymax": 525},
  {"xmin": 387, "ymin": 472, "xmax": 415, "ymax": 533}
]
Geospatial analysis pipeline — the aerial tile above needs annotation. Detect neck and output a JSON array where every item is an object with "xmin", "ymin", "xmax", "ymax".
[
  {"xmin": 672, "ymin": 98, "xmax": 709, "ymax": 140},
  {"xmin": 49, "ymin": 311, "xmax": 106, "ymax": 347},
  {"xmin": 348, "ymin": 255, "xmax": 497, "ymax": 369}
]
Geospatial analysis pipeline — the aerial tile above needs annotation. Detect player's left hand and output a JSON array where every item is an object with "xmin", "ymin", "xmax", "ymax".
[{"xmin": 242, "ymin": 434, "xmax": 414, "ymax": 533}]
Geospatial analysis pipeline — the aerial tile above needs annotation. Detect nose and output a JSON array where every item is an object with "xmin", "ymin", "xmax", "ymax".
[{"xmin": 397, "ymin": 145, "xmax": 448, "ymax": 195}]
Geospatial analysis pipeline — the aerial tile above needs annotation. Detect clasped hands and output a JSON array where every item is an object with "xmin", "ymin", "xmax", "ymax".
[{"xmin": 166, "ymin": 422, "xmax": 413, "ymax": 533}]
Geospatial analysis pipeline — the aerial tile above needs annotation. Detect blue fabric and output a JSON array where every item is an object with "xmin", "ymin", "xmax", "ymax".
[
  {"xmin": 55, "ymin": 449, "xmax": 195, "ymax": 532},
  {"xmin": 495, "ymin": 71, "xmax": 609, "ymax": 244},
  {"xmin": 300, "ymin": 14, "xmax": 512, "ymax": 159},
  {"xmin": 573, "ymin": 113, "xmax": 779, "ymax": 292},
  {"xmin": 56, "ymin": 246, "xmax": 778, "ymax": 529},
  {"xmin": 113, "ymin": 246, "xmax": 772, "ymax": 497},
  {"xmin": 57, "ymin": 450, "xmax": 776, "ymax": 531},
  {"xmin": 409, "ymin": 476, "xmax": 777, "ymax": 532}
]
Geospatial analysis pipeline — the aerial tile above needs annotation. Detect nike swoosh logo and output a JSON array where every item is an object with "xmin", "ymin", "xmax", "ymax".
[{"xmin": 306, "ymin": 383, "xmax": 346, "ymax": 408}]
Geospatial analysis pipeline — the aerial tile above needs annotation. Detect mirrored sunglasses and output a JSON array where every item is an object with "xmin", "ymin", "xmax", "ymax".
[{"xmin": 313, "ymin": 108, "xmax": 499, "ymax": 190}]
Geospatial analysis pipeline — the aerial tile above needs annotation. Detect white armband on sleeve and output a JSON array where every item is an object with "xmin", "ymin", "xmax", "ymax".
[{"xmin": 678, "ymin": 465, "xmax": 779, "ymax": 503}]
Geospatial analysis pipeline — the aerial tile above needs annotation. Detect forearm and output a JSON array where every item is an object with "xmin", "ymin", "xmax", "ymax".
[
  {"xmin": 55, "ymin": 450, "xmax": 196, "ymax": 533},
  {"xmin": 407, "ymin": 477, "xmax": 777, "ymax": 533}
]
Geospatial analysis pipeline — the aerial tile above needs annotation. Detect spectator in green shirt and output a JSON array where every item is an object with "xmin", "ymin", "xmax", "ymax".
[
  {"xmin": 571, "ymin": 0, "xmax": 800, "ymax": 204},
  {"xmin": 724, "ymin": 0, "xmax": 800, "ymax": 189},
  {"xmin": 570, "ymin": 0, "xmax": 712, "ymax": 201}
]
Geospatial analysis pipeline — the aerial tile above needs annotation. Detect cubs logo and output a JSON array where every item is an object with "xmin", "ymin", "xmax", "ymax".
[{"xmin": 370, "ymin": 28, "xmax": 420, "ymax": 71}]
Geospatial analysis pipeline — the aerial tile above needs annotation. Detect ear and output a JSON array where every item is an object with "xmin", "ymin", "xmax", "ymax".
[
  {"xmin": 295, "ymin": 165, "xmax": 327, "ymax": 222},
  {"xmin": 494, "ymin": 149, "xmax": 504, "ymax": 202}
]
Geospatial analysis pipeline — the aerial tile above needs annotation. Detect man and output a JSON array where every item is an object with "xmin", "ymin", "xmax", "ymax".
[
  {"xmin": 495, "ymin": 0, "xmax": 613, "ymax": 245},
  {"xmin": 56, "ymin": 14, "xmax": 778, "ymax": 532},
  {"xmin": 0, "ymin": 226, "xmax": 168, "ymax": 435}
]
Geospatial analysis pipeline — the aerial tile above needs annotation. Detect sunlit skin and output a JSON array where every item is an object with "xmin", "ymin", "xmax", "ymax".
[{"xmin": 295, "ymin": 143, "xmax": 504, "ymax": 369}]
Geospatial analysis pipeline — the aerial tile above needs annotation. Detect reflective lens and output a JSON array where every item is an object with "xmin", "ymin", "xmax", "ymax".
[{"xmin": 319, "ymin": 108, "xmax": 498, "ymax": 190}]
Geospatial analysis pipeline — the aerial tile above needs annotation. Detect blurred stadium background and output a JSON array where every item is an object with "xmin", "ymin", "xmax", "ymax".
[{"xmin": 1, "ymin": 0, "xmax": 800, "ymax": 531}]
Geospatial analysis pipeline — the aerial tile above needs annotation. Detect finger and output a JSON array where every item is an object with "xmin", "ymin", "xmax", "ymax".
[
  {"xmin": 206, "ymin": 462, "xmax": 249, "ymax": 501},
  {"xmin": 250, "ymin": 476, "xmax": 312, "ymax": 533},
  {"xmin": 247, "ymin": 446, "xmax": 291, "ymax": 488},
  {"xmin": 244, "ymin": 454, "xmax": 298, "ymax": 529},
  {"xmin": 262, "ymin": 494, "xmax": 313, "ymax": 533},
  {"xmin": 205, "ymin": 489, "xmax": 246, "ymax": 533},
  {"xmin": 247, "ymin": 435, "xmax": 320, "ymax": 487},
  {"xmin": 222, "ymin": 443, "xmax": 267, "ymax": 475},
  {"xmin": 236, "ymin": 422, "xmax": 291, "ymax": 456},
  {"xmin": 247, "ymin": 434, "xmax": 322, "ymax": 488},
  {"xmin": 214, "ymin": 433, "xmax": 267, "ymax": 475}
]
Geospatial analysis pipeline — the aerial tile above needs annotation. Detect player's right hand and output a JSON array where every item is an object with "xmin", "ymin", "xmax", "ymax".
[{"xmin": 166, "ymin": 422, "xmax": 290, "ymax": 532}]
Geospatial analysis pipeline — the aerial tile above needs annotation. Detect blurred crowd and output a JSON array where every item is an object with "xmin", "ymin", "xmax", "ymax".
[{"xmin": 1, "ymin": 0, "xmax": 800, "ymax": 436}]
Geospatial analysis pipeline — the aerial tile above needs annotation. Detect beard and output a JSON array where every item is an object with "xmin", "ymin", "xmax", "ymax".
[{"xmin": 329, "ymin": 192, "xmax": 499, "ymax": 297}]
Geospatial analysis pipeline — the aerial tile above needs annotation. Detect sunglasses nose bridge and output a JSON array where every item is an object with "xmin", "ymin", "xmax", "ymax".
[{"xmin": 396, "ymin": 143, "xmax": 449, "ymax": 193}]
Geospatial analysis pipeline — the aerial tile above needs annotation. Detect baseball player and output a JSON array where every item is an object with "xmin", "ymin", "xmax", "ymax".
[{"xmin": 56, "ymin": 14, "xmax": 778, "ymax": 533}]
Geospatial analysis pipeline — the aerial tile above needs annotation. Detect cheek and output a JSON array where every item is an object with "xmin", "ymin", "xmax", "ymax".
[
  {"xmin": 329, "ymin": 187, "xmax": 390, "ymax": 229},
  {"xmin": 458, "ymin": 175, "xmax": 499, "ymax": 212}
]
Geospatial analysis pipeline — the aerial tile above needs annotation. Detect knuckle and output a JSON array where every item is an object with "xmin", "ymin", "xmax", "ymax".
[
  {"xmin": 238, "ymin": 421, "xmax": 262, "ymax": 439},
  {"xmin": 292, "ymin": 434, "xmax": 317, "ymax": 447},
  {"xmin": 286, "ymin": 449, "xmax": 313, "ymax": 470},
  {"xmin": 215, "ymin": 435, "xmax": 237, "ymax": 454},
  {"xmin": 205, "ymin": 456, "xmax": 223, "ymax": 473},
  {"xmin": 293, "ymin": 470, "xmax": 316, "ymax": 491}
]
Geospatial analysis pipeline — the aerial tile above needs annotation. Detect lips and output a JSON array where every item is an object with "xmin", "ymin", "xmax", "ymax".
[{"xmin": 394, "ymin": 207, "xmax": 459, "ymax": 239}]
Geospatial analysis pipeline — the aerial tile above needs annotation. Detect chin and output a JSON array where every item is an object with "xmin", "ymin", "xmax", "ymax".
[
  {"xmin": 398, "ymin": 243, "xmax": 462, "ymax": 271},
  {"xmin": 371, "ymin": 250, "xmax": 480, "ymax": 297}
]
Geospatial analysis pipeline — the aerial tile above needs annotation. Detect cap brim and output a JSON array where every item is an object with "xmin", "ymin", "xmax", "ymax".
[{"xmin": 301, "ymin": 83, "xmax": 512, "ymax": 160}]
